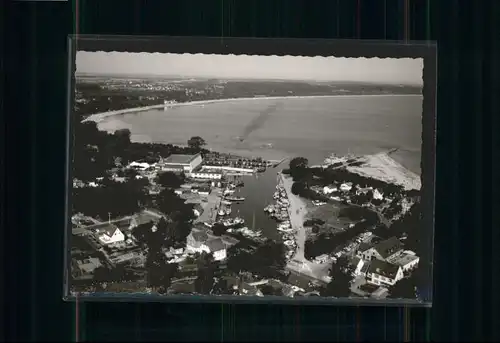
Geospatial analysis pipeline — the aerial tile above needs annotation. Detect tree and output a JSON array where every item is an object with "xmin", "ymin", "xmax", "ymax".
[
  {"xmin": 260, "ymin": 284, "xmax": 282, "ymax": 296},
  {"xmin": 388, "ymin": 277, "xmax": 417, "ymax": 299},
  {"xmin": 195, "ymin": 253, "xmax": 216, "ymax": 294},
  {"xmin": 93, "ymin": 266, "xmax": 111, "ymax": 283},
  {"xmin": 156, "ymin": 216, "xmax": 176, "ymax": 248},
  {"xmin": 289, "ymin": 157, "xmax": 309, "ymax": 170},
  {"xmin": 114, "ymin": 128, "xmax": 131, "ymax": 145},
  {"xmin": 291, "ymin": 181, "xmax": 306, "ymax": 196},
  {"xmin": 212, "ymin": 223, "xmax": 227, "ymax": 236},
  {"xmin": 131, "ymin": 221, "xmax": 156, "ymax": 246},
  {"xmin": 146, "ymin": 249, "xmax": 178, "ymax": 289},
  {"xmin": 320, "ymin": 258, "xmax": 352, "ymax": 297},
  {"xmin": 157, "ymin": 171, "xmax": 185, "ymax": 189},
  {"xmin": 187, "ymin": 136, "xmax": 206, "ymax": 151},
  {"xmin": 212, "ymin": 278, "xmax": 238, "ymax": 296}
]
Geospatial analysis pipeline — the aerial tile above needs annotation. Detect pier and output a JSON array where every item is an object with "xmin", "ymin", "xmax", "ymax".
[{"xmin": 194, "ymin": 188, "xmax": 223, "ymax": 224}]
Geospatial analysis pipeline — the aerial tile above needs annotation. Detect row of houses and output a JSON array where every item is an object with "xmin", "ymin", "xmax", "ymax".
[{"xmin": 351, "ymin": 236, "xmax": 420, "ymax": 287}]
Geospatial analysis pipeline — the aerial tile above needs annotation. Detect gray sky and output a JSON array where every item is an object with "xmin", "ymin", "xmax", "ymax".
[{"xmin": 76, "ymin": 51, "xmax": 423, "ymax": 85}]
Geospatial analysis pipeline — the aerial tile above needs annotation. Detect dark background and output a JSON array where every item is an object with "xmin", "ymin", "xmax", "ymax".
[{"xmin": 2, "ymin": 0, "xmax": 498, "ymax": 341}]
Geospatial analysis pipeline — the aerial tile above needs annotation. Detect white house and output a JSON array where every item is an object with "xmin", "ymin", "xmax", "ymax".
[
  {"xmin": 205, "ymin": 238, "xmax": 227, "ymax": 261},
  {"xmin": 373, "ymin": 189, "xmax": 384, "ymax": 200},
  {"xmin": 340, "ymin": 183, "xmax": 353, "ymax": 192},
  {"xmin": 128, "ymin": 161, "xmax": 151, "ymax": 171},
  {"xmin": 323, "ymin": 185, "xmax": 337, "ymax": 194},
  {"xmin": 98, "ymin": 224, "xmax": 125, "ymax": 245},
  {"xmin": 186, "ymin": 229, "xmax": 227, "ymax": 261},
  {"xmin": 366, "ymin": 259, "xmax": 404, "ymax": 286},
  {"xmin": 186, "ymin": 229, "xmax": 210, "ymax": 253},
  {"xmin": 162, "ymin": 153, "xmax": 203, "ymax": 173}
]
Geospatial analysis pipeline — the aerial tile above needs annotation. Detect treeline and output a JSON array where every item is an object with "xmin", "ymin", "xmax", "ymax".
[
  {"xmin": 73, "ymin": 177, "xmax": 149, "ymax": 220},
  {"xmin": 73, "ymin": 120, "xmax": 209, "ymax": 182},
  {"xmin": 226, "ymin": 240, "xmax": 288, "ymax": 281},
  {"xmin": 372, "ymin": 200, "xmax": 422, "ymax": 253}
]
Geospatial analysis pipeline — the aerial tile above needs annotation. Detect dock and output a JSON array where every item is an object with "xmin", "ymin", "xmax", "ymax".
[
  {"xmin": 194, "ymin": 188, "xmax": 223, "ymax": 224},
  {"xmin": 272, "ymin": 157, "xmax": 289, "ymax": 168}
]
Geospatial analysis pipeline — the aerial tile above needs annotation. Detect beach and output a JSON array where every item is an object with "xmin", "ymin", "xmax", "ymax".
[{"xmin": 346, "ymin": 152, "xmax": 422, "ymax": 190}]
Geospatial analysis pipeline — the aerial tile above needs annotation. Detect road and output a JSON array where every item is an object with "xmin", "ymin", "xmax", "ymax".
[{"xmin": 279, "ymin": 172, "xmax": 332, "ymax": 282}]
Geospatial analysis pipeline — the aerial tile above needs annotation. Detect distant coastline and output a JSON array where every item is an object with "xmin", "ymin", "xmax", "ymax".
[{"xmin": 82, "ymin": 94, "xmax": 423, "ymax": 123}]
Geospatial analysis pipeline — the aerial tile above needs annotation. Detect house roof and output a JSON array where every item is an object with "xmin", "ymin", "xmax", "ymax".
[
  {"xmin": 358, "ymin": 242, "xmax": 373, "ymax": 253},
  {"xmin": 373, "ymin": 237, "xmax": 403, "ymax": 259},
  {"xmin": 164, "ymin": 154, "xmax": 200, "ymax": 165},
  {"xmin": 205, "ymin": 238, "xmax": 225, "ymax": 252},
  {"xmin": 99, "ymin": 224, "xmax": 119, "ymax": 237},
  {"xmin": 163, "ymin": 164, "xmax": 185, "ymax": 170},
  {"xmin": 360, "ymin": 261, "xmax": 371, "ymax": 274},
  {"xmin": 368, "ymin": 259, "xmax": 401, "ymax": 279},
  {"xmin": 388, "ymin": 253, "xmax": 419, "ymax": 267},
  {"xmin": 190, "ymin": 230, "xmax": 209, "ymax": 243},
  {"xmin": 350, "ymin": 257, "xmax": 362, "ymax": 268}
]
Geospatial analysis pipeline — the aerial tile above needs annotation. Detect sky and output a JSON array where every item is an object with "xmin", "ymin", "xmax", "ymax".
[{"xmin": 76, "ymin": 51, "xmax": 423, "ymax": 86}]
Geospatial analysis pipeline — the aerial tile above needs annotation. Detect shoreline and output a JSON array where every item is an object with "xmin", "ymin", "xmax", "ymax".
[
  {"xmin": 346, "ymin": 152, "xmax": 421, "ymax": 191},
  {"xmin": 81, "ymin": 93, "xmax": 423, "ymax": 123}
]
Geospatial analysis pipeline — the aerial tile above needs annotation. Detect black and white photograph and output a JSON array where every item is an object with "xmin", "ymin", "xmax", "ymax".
[{"xmin": 67, "ymin": 39, "xmax": 435, "ymax": 304}]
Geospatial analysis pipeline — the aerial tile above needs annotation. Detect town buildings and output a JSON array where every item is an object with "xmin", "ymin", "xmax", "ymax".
[{"xmin": 352, "ymin": 236, "xmax": 420, "ymax": 288}]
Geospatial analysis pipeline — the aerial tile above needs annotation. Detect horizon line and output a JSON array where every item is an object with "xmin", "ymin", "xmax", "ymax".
[{"xmin": 74, "ymin": 73, "xmax": 423, "ymax": 87}]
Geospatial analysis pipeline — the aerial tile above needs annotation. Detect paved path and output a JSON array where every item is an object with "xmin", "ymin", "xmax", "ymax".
[{"xmin": 279, "ymin": 172, "xmax": 331, "ymax": 282}]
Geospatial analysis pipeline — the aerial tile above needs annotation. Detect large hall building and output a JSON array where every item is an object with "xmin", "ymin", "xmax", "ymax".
[{"xmin": 160, "ymin": 153, "xmax": 203, "ymax": 173}]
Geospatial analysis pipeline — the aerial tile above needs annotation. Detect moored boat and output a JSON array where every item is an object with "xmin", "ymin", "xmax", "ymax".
[{"xmin": 225, "ymin": 196, "xmax": 246, "ymax": 201}]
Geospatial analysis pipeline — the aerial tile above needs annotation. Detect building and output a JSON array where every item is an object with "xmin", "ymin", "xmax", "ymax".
[
  {"xmin": 366, "ymin": 259, "xmax": 404, "ymax": 286},
  {"xmin": 76, "ymin": 257, "xmax": 102, "ymax": 274},
  {"xmin": 197, "ymin": 187, "xmax": 211, "ymax": 195},
  {"xmin": 205, "ymin": 238, "xmax": 227, "ymax": 261},
  {"xmin": 188, "ymin": 171, "xmax": 223, "ymax": 180},
  {"xmin": 97, "ymin": 224, "xmax": 125, "ymax": 245},
  {"xmin": 357, "ymin": 237, "xmax": 403, "ymax": 262},
  {"xmin": 128, "ymin": 161, "xmax": 152, "ymax": 171},
  {"xmin": 350, "ymin": 257, "xmax": 366, "ymax": 276},
  {"xmin": 386, "ymin": 251, "xmax": 420, "ymax": 272},
  {"xmin": 339, "ymin": 183, "xmax": 353, "ymax": 192},
  {"xmin": 323, "ymin": 185, "xmax": 337, "ymax": 194},
  {"xmin": 162, "ymin": 153, "xmax": 203, "ymax": 173},
  {"xmin": 186, "ymin": 229, "xmax": 227, "ymax": 261},
  {"xmin": 193, "ymin": 204, "xmax": 205, "ymax": 217},
  {"xmin": 161, "ymin": 164, "xmax": 185, "ymax": 173},
  {"xmin": 186, "ymin": 229, "xmax": 210, "ymax": 252},
  {"xmin": 373, "ymin": 189, "xmax": 384, "ymax": 200}
]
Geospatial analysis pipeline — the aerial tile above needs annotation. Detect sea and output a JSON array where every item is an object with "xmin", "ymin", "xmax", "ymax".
[{"xmin": 97, "ymin": 95, "xmax": 423, "ymax": 240}]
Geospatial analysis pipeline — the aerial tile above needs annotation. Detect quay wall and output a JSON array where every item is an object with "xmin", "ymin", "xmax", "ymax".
[{"xmin": 202, "ymin": 165, "xmax": 255, "ymax": 173}]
